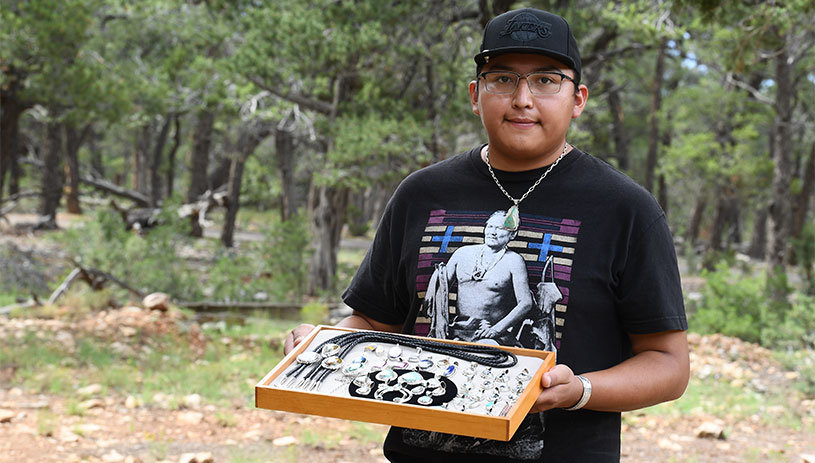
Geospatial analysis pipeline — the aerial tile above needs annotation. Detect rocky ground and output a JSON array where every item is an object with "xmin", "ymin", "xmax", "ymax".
[
  {"xmin": 1, "ymin": 306, "xmax": 814, "ymax": 463},
  {"xmin": 1, "ymin": 214, "xmax": 814, "ymax": 462}
]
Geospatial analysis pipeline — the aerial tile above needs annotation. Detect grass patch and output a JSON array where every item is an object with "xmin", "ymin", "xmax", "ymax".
[
  {"xmin": 347, "ymin": 421, "xmax": 388, "ymax": 445},
  {"xmin": 0, "ymin": 315, "xmax": 298, "ymax": 406},
  {"xmin": 641, "ymin": 375, "xmax": 808, "ymax": 431},
  {"xmin": 36, "ymin": 409, "xmax": 57, "ymax": 437}
]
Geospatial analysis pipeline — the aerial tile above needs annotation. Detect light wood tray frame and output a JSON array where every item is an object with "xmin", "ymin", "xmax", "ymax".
[{"xmin": 255, "ymin": 325, "xmax": 555, "ymax": 441}]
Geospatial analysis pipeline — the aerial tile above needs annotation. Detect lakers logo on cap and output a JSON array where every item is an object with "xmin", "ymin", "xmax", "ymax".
[{"xmin": 499, "ymin": 13, "xmax": 552, "ymax": 42}]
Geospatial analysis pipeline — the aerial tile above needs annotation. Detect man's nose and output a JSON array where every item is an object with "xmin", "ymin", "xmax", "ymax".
[{"xmin": 512, "ymin": 77, "xmax": 534, "ymax": 108}]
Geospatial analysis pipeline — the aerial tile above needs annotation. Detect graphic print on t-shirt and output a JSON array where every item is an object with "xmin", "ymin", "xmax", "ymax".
[
  {"xmin": 403, "ymin": 208, "xmax": 581, "ymax": 458},
  {"xmin": 414, "ymin": 209, "xmax": 579, "ymax": 350}
]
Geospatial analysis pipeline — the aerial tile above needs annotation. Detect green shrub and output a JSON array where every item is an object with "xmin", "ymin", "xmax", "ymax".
[
  {"xmin": 54, "ymin": 208, "xmax": 202, "ymax": 301},
  {"xmin": 300, "ymin": 302, "xmax": 328, "ymax": 326},
  {"xmin": 690, "ymin": 263, "xmax": 815, "ymax": 349},
  {"xmin": 791, "ymin": 222, "xmax": 815, "ymax": 294},
  {"xmin": 689, "ymin": 262, "xmax": 766, "ymax": 344},
  {"xmin": 206, "ymin": 212, "xmax": 310, "ymax": 302}
]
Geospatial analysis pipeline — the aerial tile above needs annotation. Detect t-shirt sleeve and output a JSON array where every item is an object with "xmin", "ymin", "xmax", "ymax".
[
  {"xmin": 615, "ymin": 213, "xmax": 688, "ymax": 334},
  {"xmin": 341, "ymin": 193, "xmax": 411, "ymax": 326}
]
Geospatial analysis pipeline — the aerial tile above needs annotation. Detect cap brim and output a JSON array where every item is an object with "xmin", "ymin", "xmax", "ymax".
[{"xmin": 475, "ymin": 47, "xmax": 577, "ymax": 72}]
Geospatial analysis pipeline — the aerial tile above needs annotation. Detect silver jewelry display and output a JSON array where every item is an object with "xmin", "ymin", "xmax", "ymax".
[
  {"xmin": 484, "ymin": 144, "xmax": 568, "ymax": 231},
  {"xmin": 276, "ymin": 331, "xmax": 539, "ymax": 414}
]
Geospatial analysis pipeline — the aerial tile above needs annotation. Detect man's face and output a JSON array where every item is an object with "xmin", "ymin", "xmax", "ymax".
[
  {"xmin": 484, "ymin": 214, "xmax": 514, "ymax": 249},
  {"xmin": 469, "ymin": 53, "xmax": 587, "ymax": 170}
]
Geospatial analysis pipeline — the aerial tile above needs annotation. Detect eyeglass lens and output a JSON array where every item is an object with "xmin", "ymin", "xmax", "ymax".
[{"xmin": 482, "ymin": 72, "xmax": 566, "ymax": 95}]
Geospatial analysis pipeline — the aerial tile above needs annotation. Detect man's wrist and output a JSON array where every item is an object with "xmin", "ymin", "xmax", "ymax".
[{"xmin": 563, "ymin": 375, "xmax": 592, "ymax": 411}]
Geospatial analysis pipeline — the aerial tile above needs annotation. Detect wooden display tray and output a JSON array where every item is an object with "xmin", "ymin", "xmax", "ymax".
[{"xmin": 255, "ymin": 326, "xmax": 555, "ymax": 441}]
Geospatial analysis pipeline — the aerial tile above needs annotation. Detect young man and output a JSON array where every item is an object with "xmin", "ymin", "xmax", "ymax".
[{"xmin": 285, "ymin": 8, "xmax": 689, "ymax": 462}]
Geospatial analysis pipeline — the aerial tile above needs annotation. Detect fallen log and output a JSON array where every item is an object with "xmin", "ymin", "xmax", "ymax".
[
  {"xmin": 47, "ymin": 268, "xmax": 84, "ymax": 305},
  {"xmin": 21, "ymin": 157, "xmax": 151, "ymax": 207},
  {"xmin": 79, "ymin": 174, "xmax": 150, "ymax": 206},
  {"xmin": 0, "ymin": 190, "xmax": 39, "ymax": 222},
  {"xmin": 47, "ymin": 262, "xmax": 147, "ymax": 304},
  {"xmin": 0, "ymin": 299, "xmax": 37, "ymax": 315}
]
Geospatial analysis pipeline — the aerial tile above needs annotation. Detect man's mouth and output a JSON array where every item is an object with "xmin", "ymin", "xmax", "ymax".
[{"xmin": 507, "ymin": 118, "xmax": 538, "ymax": 128}]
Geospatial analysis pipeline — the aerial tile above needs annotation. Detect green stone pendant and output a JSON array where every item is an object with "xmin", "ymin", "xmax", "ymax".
[{"xmin": 504, "ymin": 204, "xmax": 520, "ymax": 231}]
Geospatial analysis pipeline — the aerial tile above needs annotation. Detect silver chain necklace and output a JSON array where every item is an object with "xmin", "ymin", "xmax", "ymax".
[{"xmin": 484, "ymin": 144, "xmax": 568, "ymax": 231}]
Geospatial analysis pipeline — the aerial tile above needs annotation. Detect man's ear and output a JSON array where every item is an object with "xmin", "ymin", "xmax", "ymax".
[
  {"xmin": 572, "ymin": 84, "xmax": 589, "ymax": 119},
  {"xmin": 469, "ymin": 80, "xmax": 480, "ymax": 115}
]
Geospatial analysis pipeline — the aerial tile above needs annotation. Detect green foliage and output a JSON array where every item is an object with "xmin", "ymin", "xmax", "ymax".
[
  {"xmin": 775, "ymin": 349, "xmax": 815, "ymax": 399},
  {"xmin": 54, "ymin": 208, "xmax": 202, "ymax": 300},
  {"xmin": 319, "ymin": 114, "xmax": 431, "ymax": 190},
  {"xmin": 300, "ymin": 302, "xmax": 328, "ymax": 326},
  {"xmin": 791, "ymin": 222, "xmax": 815, "ymax": 294},
  {"xmin": 0, "ymin": 243, "xmax": 54, "ymax": 300},
  {"xmin": 206, "ymin": 212, "xmax": 310, "ymax": 301},
  {"xmin": 689, "ymin": 263, "xmax": 815, "ymax": 349},
  {"xmin": 689, "ymin": 262, "xmax": 766, "ymax": 344}
]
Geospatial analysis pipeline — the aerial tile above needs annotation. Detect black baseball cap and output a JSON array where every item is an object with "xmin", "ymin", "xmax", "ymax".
[{"xmin": 474, "ymin": 8, "xmax": 582, "ymax": 85}]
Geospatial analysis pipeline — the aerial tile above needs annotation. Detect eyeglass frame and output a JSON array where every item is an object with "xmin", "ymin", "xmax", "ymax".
[{"xmin": 477, "ymin": 70, "xmax": 577, "ymax": 95}]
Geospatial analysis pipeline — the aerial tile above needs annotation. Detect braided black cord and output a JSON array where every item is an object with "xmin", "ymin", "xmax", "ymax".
[{"xmin": 280, "ymin": 331, "xmax": 518, "ymax": 387}]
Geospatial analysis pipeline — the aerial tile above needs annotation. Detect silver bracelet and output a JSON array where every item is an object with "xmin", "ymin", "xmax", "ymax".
[{"xmin": 563, "ymin": 375, "xmax": 592, "ymax": 411}]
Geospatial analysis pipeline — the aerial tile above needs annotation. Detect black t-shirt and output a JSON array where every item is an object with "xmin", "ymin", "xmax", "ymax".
[{"xmin": 342, "ymin": 146, "xmax": 687, "ymax": 462}]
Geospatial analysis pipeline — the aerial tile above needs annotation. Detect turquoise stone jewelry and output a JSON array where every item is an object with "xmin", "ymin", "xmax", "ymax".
[
  {"xmin": 484, "ymin": 144, "xmax": 568, "ymax": 232},
  {"xmin": 342, "ymin": 362, "xmax": 365, "ymax": 376},
  {"xmin": 375, "ymin": 368, "xmax": 398, "ymax": 383}
]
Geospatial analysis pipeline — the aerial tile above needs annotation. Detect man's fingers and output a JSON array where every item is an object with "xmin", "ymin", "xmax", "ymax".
[
  {"xmin": 541, "ymin": 364, "xmax": 574, "ymax": 388},
  {"xmin": 283, "ymin": 324, "xmax": 315, "ymax": 354}
]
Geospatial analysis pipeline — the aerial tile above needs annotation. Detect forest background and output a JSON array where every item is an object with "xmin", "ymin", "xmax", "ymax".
[{"xmin": 1, "ymin": 0, "xmax": 814, "ymax": 461}]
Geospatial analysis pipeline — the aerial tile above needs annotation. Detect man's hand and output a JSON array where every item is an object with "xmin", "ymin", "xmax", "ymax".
[
  {"xmin": 473, "ymin": 320, "xmax": 497, "ymax": 339},
  {"xmin": 528, "ymin": 364, "xmax": 583, "ymax": 413},
  {"xmin": 283, "ymin": 323, "xmax": 316, "ymax": 355}
]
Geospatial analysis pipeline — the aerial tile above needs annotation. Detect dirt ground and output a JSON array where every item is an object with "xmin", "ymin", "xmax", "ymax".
[
  {"xmin": 1, "ymin": 215, "xmax": 814, "ymax": 462},
  {"xmin": 1, "ymin": 311, "xmax": 814, "ymax": 463},
  {"xmin": 1, "ymin": 382, "xmax": 814, "ymax": 463}
]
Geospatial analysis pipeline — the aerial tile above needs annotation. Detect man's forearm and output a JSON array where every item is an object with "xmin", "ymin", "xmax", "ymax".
[
  {"xmin": 583, "ymin": 330, "xmax": 689, "ymax": 412},
  {"xmin": 337, "ymin": 310, "xmax": 403, "ymax": 333}
]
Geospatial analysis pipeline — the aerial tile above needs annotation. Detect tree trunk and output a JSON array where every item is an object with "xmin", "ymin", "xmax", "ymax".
[
  {"xmin": 221, "ymin": 122, "xmax": 272, "ymax": 247},
  {"xmin": 748, "ymin": 205, "xmax": 768, "ymax": 259},
  {"xmin": 709, "ymin": 184, "xmax": 729, "ymax": 253},
  {"xmin": 658, "ymin": 174, "xmax": 668, "ymax": 218},
  {"xmin": 132, "ymin": 125, "xmax": 150, "ymax": 195},
  {"xmin": 88, "ymin": 128, "xmax": 104, "ymax": 177},
  {"xmin": 791, "ymin": 142, "xmax": 814, "ymax": 240},
  {"xmin": 766, "ymin": 37, "xmax": 793, "ymax": 299},
  {"xmin": 207, "ymin": 157, "xmax": 232, "ymax": 193},
  {"xmin": 0, "ymin": 69, "xmax": 31, "ymax": 202},
  {"xmin": 687, "ymin": 189, "xmax": 707, "ymax": 247},
  {"xmin": 275, "ymin": 127, "xmax": 297, "ymax": 221},
  {"xmin": 188, "ymin": 109, "xmax": 215, "ymax": 237},
  {"xmin": 166, "ymin": 114, "xmax": 181, "ymax": 199},
  {"xmin": 63, "ymin": 125, "xmax": 87, "ymax": 214},
  {"xmin": 150, "ymin": 115, "xmax": 172, "ymax": 207},
  {"xmin": 38, "ymin": 120, "xmax": 64, "ymax": 229},
  {"xmin": 644, "ymin": 38, "xmax": 667, "ymax": 193},
  {"xmin": 8, "ymin": 146, "xmax": 21, "ymax": 196},
  {"xmin": 220, "ymin": 155, "xmax": 245, "ymax": 248},
  {"xmin": 307, "ymin": 185, "xmax": 349, "ymax": 295},
  {"xmin": 606, "ymin": 82, "xmax": 629, "ymax": 171}
]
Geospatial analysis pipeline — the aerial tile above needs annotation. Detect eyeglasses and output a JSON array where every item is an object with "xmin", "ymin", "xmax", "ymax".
[{"xmin": 478, "ymin": 70, "xmax": 576, "ymax": 95}]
